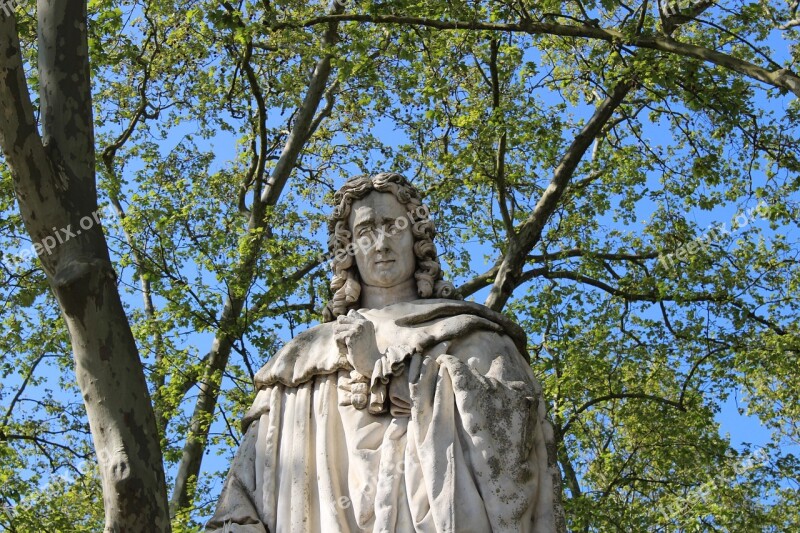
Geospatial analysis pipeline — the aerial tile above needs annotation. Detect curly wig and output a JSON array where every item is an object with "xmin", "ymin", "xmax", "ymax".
[{"xmin": 322, "ymin": 172, "xmax": 457, "ymax": 321}]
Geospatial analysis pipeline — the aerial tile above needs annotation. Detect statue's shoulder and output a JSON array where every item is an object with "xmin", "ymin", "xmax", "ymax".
[
  {"xmin": 253, "ymin": 320, "xmax": 341, "ymax": 390},
  {"xmin": 252, "ymin": 299, "xmax": 530, "ymax": 390},
  {"xmin": 278, "ymin": 320, "xmax": 335, "ymax": 351},
  {"xmin": 390, "ymin": 298, "xmax": 529, "ymax": 354}
]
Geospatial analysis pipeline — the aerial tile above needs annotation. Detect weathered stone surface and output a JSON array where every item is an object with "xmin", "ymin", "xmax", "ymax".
[{"xmin": 207, "ymin": 173, "xmax": 563, "ymax": 532}]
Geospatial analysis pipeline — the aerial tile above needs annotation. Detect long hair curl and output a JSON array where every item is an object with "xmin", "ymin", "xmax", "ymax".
[{"xmin": 322, "ymin": 172, "xmax": 457, "ymax": 321}]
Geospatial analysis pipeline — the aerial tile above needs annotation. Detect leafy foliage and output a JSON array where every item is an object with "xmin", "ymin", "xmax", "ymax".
[{"xmin": 1, "ymin": 0, "xmax": 799, "ymax": 530}]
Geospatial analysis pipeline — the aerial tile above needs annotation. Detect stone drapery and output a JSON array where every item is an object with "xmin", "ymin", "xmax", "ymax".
[{"xmin": 207, "ymin": 299, "xmax": 561, "ymax": 532}]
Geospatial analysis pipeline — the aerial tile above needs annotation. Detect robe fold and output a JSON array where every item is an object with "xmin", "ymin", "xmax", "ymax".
[{"xmin": 207, "ymin": 299, "xmax": 561, "ymax": 533}]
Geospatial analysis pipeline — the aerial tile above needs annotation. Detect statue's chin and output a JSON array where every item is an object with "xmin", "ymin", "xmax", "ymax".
[{"xmin": 363, "ymin": 270, "xmax": 410, "ymax": 287}]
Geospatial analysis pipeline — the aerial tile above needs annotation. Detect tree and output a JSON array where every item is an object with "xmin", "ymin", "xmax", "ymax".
[
  {"xmin": 1, "ymin": 0, "xmax": 799, "ymax": 531},
  {"xmin": 0, "ymin": 1, "xmax": 169, "ymax": 530}
]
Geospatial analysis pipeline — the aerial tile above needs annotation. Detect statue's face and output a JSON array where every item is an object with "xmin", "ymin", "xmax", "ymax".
[{"xmin": 348, "ymin": 191, "xmax": 416, "ymax": 290}]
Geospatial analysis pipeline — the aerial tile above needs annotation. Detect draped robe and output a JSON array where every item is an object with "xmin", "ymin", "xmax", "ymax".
[{"xmin": 207, "ymin": 299, "xmax": 562, "ymax": 533}]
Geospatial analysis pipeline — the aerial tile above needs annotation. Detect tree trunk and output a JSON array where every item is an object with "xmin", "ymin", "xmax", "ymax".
[{"xmin": 0, "ymin": 2, "xmax": 170, "ymax": 530}]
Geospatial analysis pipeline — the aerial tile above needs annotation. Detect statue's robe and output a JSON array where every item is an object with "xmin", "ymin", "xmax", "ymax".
[{"xmin": 207, "ymin": 299, "xmax": 562, "ymax": 533}]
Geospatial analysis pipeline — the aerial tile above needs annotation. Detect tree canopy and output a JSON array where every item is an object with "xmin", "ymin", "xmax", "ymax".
[{"xmin": 1, "ymin": 0, "xmax": 799, "ymax": 531}]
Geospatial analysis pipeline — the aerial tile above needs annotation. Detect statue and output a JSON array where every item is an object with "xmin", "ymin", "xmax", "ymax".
[{"xmin": 207, "ymin": 172, "xmax": 563, "ymax": 532}]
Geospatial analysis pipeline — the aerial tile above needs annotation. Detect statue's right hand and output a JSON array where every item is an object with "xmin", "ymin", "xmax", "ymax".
[{"xmin": 333, "ymin": 310, "xmax": 381, "ymax": 377}]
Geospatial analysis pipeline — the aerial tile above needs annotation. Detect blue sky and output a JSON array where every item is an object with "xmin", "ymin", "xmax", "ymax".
[{"xmin": 3, "ymin": 2, "xmax": 799, "ymax": 523}]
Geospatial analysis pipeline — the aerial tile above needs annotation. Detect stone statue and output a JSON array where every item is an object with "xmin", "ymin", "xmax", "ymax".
[{"xmin": 207, "ymin": 172, "xmax": 563, "ymax": 532}]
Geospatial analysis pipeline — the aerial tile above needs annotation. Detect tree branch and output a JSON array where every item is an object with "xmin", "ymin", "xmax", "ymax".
[
  {"xmin": 488, "ymin": 37, "xmax": 515, "ymax": 236},
  {"xmin": 3, "ymin": 4, "xmax": 171, "ymax": 529},
  {"xmin": 529, "ymin": 248, "xmax": 660, "ymax": 262},
  {"xmin": 456, "ymin": 247, "xmax": 659, "ymax": 298},
  {"xmin": 280, "ymin": 14, "xmax": 800, "ymax": 97},
  {"xmin": 1, "ymin": 352, "xmax": 49, "ymax": 428},
  {"xmin": 0, "ymin": 12, "xmax": 52, "ymax": 238},
  {"xmin": 260, "ymin": 10, "xmax": 343, "ymax": 206},
  {"xmin": 98, "ymin": 24, "xmax": 170, "ymax": 430},
  {"xmin": 456, "ymin": 259, "xmax": 501, "ymax": 298},
  {"xmin": 170, "ymin": 2, "xmax": 345, "ymax": 515},
  {"xmin": 562, "ymin": 392, "xmax": 686, "ymax": 435},
  {"xmin": 249, "ymin": 255, "xmax": 322, "ymax": 319},
  {"xmin": 485, "ymin": 78, "xmax": 636, "ymax": 310}
]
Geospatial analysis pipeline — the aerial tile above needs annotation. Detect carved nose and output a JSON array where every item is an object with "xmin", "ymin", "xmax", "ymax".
[{"xmin": 374, "ymin": 230, "xmax": 389, "ymax": 251}]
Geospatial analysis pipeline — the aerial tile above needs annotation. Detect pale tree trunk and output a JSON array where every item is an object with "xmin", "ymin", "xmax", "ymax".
[{"xmin": 0, "ymin": 3, "xmax": 170, "ymax": 531}]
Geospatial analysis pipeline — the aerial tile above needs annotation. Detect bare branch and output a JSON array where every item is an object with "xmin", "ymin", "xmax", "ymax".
[
  {"xmin": 0, "ymin": 431, "xmax": 92, "ymax": 462},
  {"xmin": 1, "ymin": 353, "xmax": 50, "ymax": 427},
  {"xmin": 457, "ymin": 259, "xmax": 501, "ymax": 298},
  {"xmin": 457, "ymin": 247, "xmax": 659, "ymax": 298},
  {"xmin": 528, "ymin": 248, "xmax": 660, "ymax": 262},
  {"xmin": 562, "ymin": 392, "xmax": 686, "ymax": 435},
  {"xmin": 488, "ymin": 37, "xmax": 515, "ymax": 236}
]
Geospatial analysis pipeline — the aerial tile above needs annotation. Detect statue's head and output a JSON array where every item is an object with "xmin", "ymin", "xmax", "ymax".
[{"xmin": 322, "ymin": 172, "xmax": 457, "ymax": 321}]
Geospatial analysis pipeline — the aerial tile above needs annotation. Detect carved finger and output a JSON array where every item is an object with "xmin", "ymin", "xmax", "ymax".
[
  {"xmin": 347, "ymin": 309, "xmax": 367, "ymax": 320},
  {"xmin": 409, "ymin": 356, "xmax": 438, "ymax": 431},
  {"xmin": 337, "ymin": 373, "xmax": 353, "ymax": 406},
  {"xmin": 333, "ymin": 330, "xmax": 355, "ymax": 343},
  {"xmin": 338, "ymin": 393, "xmax": 353, "ymax": 407},
  {"xmin": 333, "ymin": 322, "xmax": 356, "ymax": 335},
  {"xmin": 336, "ymin": 315, "xmax": 355, "ymax": 325}
]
